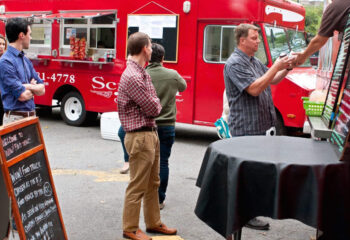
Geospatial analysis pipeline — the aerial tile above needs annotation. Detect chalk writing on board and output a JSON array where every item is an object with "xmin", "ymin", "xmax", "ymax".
[
  {"xmin": 9, "ymin": 151, "xmax": 65, "ymax": 240},
  {"xmin": 1, "ymin": 124, "xmax": 40, "ymax": 160}
]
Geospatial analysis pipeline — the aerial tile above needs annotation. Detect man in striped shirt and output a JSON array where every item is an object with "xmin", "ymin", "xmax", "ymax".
[
  {"xmin": 117, "ymin": 32, "xmax": 177, "ymax": 240},
  {"xmin": 224, "ymin": 24, "xmax": 293, "ymax": 230}
]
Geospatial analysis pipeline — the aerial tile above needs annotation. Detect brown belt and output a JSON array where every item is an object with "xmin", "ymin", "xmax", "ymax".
[
  {"xmin": 128, "ymin": 127, "xmax": 157, "ymax": 133},
  {"xmin": 5, "ymin": 111, "xmax": 36, "ymax": 117}
]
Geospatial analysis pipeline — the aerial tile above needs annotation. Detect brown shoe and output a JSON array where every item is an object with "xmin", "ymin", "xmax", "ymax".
[
  {"xmin": 123, "ymin": 229, "xmax": 152, "ymax": 240},
  {"xmin": 146, "ymin": 223, "xmax": 177, "ymax": 235}
]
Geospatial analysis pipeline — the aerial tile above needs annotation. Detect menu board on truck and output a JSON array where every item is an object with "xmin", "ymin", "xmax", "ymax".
[
  {"xmin": 330, "ymin": 60, "xmax": 350, "ymax": 153},
  {"xmin": 127, "ymin": 14, "xmax": 179, "ymax": 62},
  {"xmin": 322, "ymin": 14, "xmax": 350, "ymax": 128}
]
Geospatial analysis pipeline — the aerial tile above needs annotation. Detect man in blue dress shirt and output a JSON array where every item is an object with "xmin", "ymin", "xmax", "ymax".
[{"xmin": 0, "ymin": 18, "xmax": 45, "ymax": 125}]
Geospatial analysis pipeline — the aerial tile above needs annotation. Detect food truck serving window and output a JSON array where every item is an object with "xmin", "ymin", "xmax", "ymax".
[
  {"xmin": 127, "ymin": 14, "xmax": 179, "ymax": 63},
  {"xmin": 26, "ymin": 19, "xmax": 52, "ymax": 56},
  {"xmin": 203, "ymin": 25, "xmax": 267, "ymax": 65},
  {"xmin": 60, "ymin": 13, "xmax": 116, "ymax": 57}
]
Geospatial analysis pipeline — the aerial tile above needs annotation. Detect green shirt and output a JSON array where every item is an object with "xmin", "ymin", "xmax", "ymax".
[{"xmin": 146, "ymin": 62, "xmax": 187, "ymax": 125}]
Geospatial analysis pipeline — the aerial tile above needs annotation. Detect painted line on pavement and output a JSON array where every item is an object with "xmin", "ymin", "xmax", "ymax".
[{"xmin": 52, "ymin": 169, "xmax": 129, "ymax": 182}]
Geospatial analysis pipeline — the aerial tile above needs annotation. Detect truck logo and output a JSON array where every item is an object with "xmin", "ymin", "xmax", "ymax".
[
  {"xmin": 92, "ymin": 76, "xmax": 117, "ymax": 90},
  {"xmin": 265, "ymin": 5, "xmax": 304, "ymax": 23}
]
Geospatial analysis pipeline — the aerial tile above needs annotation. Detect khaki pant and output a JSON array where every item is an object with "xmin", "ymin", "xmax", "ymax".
[
  {"xmin": 3, "ymin": 113, "xmax": 33, "ymax": 125},
  {"xmin": 123, "ymin": 130, "xmax": 161, "ymax": 232}
]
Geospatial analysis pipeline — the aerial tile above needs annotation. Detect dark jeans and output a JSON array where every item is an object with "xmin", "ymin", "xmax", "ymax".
[
  {"xmin": 118, "ymin": 126, "xmax": 129, "ymax": 162},
  {"xmin": 118, "ymin": 125, "xmax": 175, "ymax": 203},
  {"xmin": 157, "ymin": 125, "xmax": 175, "ymax": 204}
]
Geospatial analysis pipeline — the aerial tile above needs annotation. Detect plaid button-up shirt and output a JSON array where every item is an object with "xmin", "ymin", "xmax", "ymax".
[
  {"xmin": 117, "ymin": 60, "xmax": 162, "ymax": 132},
  {"xmin": 224, "ymin": 48, "xmax": 276, "ymax": 136}
]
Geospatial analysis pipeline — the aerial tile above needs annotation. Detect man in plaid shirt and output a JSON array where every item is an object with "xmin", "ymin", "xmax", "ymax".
[{"xmin": 118, "ymin": 32, "xmax": 177, "ymax": 240}]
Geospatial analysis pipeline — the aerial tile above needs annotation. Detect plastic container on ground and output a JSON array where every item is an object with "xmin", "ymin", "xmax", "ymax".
[{"xmin": 100, "ymin": 112, "xmax": 121, "ymax": 141}]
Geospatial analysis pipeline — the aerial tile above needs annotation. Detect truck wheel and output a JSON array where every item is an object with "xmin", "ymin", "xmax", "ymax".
[{"xmin": 60, "ymin": 92, "xmax": 87, "ymax": 126}]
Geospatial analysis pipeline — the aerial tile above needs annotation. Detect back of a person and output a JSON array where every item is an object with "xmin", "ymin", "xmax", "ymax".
[{"xmin": 146, "ymin": 63, "xmax": 182, "ymax": 124}]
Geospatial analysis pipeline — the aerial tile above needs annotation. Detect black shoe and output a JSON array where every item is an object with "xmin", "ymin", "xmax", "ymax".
[{"xmin": 245, "ymin": 218, "xmax": 270, "ymax": 230}]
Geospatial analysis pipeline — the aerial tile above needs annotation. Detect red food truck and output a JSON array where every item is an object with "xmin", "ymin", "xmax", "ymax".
[{"xmin": 0, "ymin": 0, "xmax": 315, "ymax": 133}]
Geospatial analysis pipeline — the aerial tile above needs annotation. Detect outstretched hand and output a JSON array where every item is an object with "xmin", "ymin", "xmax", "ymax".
[
  {"xmin": 291, "ymin": 52, "xmax": 306, "ymax": 67},
  {"xmin": 274, "ymin": 55, "xmax": 294, "ymax": 71}
]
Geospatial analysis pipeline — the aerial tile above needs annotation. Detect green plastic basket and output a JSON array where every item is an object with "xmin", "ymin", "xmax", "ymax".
[{"xmin": 302, "ymin": 97, "xmax": 324, "ymax": 117}]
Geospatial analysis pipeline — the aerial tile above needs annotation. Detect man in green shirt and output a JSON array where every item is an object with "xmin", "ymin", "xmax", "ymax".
[{"xmin": 146, "ymin": 43, "xmax": 187, "ymax": 209}]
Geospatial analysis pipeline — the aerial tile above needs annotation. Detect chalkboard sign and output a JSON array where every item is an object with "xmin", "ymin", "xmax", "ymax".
[
  {"xmin": 0, "ymin": 117, "xmax": 67, "ymax": 240},
  {"xmin": 9, "ymin": 150, "xmax": 65, "ymax": 239},
  {"xmin": 127, "ymin": 14, "xmax": 179, "ymax": 62},
  {"xmin": 2, "ymin": 124, "xmax": 40, "ymax": 161}
]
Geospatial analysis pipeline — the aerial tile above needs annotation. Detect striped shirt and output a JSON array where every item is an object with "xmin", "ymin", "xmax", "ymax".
[
  {"xmin": 117, "ymin": 60, "xmax": 161, "ymax": 132},
  {"xmin": 224, "ymin": 48, "xmax": 276, "ymax": 136}
]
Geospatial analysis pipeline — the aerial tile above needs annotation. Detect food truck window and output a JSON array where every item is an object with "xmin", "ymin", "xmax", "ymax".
[
  {"xmin": 26, "ymin": 19, "xmax": 52, "ymax": 56},
  {"xmin": 203, "ymin": 25, "xmax": 267, "ymax": 65},
  {"xmin": 90, "ymin": 28, "xmax": 115, "ymax": 49},
  {"xmin": 60, "ymin": 14, "xmax": 116, "ymax": 58},
  {"xmin": 63, "ymin": 27, "xmax": 87, "ymax": 45},
  {"xmin": 127, "ymin": 15, "xmax": 179, "ymax": 62},
  {"xmin": 265, "ymin": 26, "xmax": 290, "ymax": 62},
  {"xmin": 286, "ymin": 30, "xmax": 311, "ymax": 67}
]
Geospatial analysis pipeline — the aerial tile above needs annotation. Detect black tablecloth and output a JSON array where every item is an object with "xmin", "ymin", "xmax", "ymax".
[{"xmin": 195, "ymin": 136, "xmax": 350, "ymax": 239}]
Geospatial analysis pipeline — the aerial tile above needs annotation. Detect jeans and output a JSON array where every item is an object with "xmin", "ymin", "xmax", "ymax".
[
  {"xmin": 118, "ymin": 126, "xmax": 129, "ymax": 162},
  {"xmin": 157, "ymin": 125, "xmax": 175, "ymax": 204}
]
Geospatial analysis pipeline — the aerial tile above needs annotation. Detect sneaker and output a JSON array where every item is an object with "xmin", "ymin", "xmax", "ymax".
[
  {"xmin": 159, "ymin": 202, "xmax": 165, "ymax": 210},
  {"xmin": 245, "ymin": 217, "xmax": 270, "ymax": 230}
]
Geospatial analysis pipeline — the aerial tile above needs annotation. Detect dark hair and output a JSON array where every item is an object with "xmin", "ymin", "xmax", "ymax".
[
  {"xmin": 0, "ymin": 34, "xmax": 6, "ymax": 49},
  {"xmin": 150, "ymin": 43, "xmax": 165, "ymax": 63},
  {"xmin": 235, "ymin": 24, "xmax": 259, "ymax": 45},
  {"xmin": 127, "ymin": 32, "xmax": 150, "ymax": 56},
  {"xmin": 5, "ymin": 18, "xmax": 31, "ymax": 43}
]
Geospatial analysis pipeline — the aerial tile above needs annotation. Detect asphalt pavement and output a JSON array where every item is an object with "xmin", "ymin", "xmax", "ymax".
[{"xmin": 19, "ymin": 109, "xmax": 317, "ymax": 240}]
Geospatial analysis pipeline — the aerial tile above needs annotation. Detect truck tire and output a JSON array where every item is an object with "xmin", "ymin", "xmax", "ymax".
[{"xmin": 60, "ymin": 91, "xmax": 88, "ymax": 126}]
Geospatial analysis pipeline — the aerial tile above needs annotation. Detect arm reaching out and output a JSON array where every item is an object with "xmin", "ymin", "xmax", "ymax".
[{"xmin": 293, "ymin": 34, "xmax": 329, "ymax": 66}]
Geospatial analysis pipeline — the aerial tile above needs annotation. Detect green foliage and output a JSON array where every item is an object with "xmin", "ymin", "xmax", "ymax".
[{"xmin": 304, "ymin": 5, "xmax": 324, "ymax": 36}]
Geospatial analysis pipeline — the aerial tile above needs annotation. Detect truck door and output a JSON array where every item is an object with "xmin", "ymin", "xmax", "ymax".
[
  {"xmin": 194, "ymin": 23, "xmax": 227, "ymax": 126},
  {"xmin": 194, "ymin": 23, "xmax": 267, "ymax": 126}
]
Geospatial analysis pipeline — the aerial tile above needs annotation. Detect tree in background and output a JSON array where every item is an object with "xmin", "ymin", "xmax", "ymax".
[{"xmin": 304, "ymin": 5, "xmax": 323, "ymax": 37}]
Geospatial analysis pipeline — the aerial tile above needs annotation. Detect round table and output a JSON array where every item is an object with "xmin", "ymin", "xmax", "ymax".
[{"xmin": 195, "ymin": 136, "xmax": 350, "ymax": 240}]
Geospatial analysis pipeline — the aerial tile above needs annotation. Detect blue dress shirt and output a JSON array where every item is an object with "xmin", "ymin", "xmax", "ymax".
[{"xmin": 0, "ymin": 45, "xmax": 43, "ymax": 111}]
